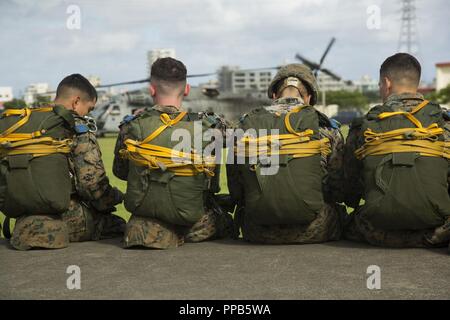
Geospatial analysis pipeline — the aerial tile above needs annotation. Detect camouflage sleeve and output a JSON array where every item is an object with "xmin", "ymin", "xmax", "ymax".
[
  {"xmin": 71, "ymin": 119, "xmax": 123, "ymax": 212},
  {"xmin": 321, "ymin": 127, "xmax": 345, "ymax": 204},
  {"xmin": 343, "ymin": 119, "xmax": 365, "ymax": 208},
  {"xmin": 112, "ymin": 124, "xmax": 130, "ymax": 181}
]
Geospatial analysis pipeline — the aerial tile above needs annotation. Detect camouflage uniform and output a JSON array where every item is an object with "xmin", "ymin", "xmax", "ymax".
[
  {"xmin": 113, "ymin": 105, "xmax": 234, "ymax": 249},
  {"xmin": 11, "ymin": 113, "xmax": 125, "ymax": 250},
  {"xmin": 228, "ymin": 97, "xmax": 346, "ymax": 244},
  {"xmin": 343, "ymin": 93, "xmax": 450, "ymax": 248}
]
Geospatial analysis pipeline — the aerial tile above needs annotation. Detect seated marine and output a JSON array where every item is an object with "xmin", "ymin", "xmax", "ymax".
[
  {"xmin": 343, "ymin": 53, "xmax": 450, "ymax": 250},
  {"xmin": 227, "ymin": 64, "xmax": 346, "ymax": 244},
  {"xmin": 113, "ymin": 57, "xmax": 234, "ymax": 249},
  {"xmin": 1, "ymin": 74, "xmax": 125, "ymax": 250}
]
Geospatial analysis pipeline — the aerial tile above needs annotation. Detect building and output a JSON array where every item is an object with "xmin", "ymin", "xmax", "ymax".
[
  {"xmin": 24, "ymin": 83, "xmax": 51, "ymax": 105},
  {"xmin": 317, "ymin": 73, "xmax": 355, "ymax": 92},
  {"xmin": 0, "ymin": 87, "xmax": 13, "ymax": 103},
  {"xmin": 354, "ymin": 75, "xmax": 379, "ymax": 93},
  {"xmin": 217, "ymin": 66, "xmax": 273, "ymax": 94},
  {"xmin": 147, "ymin": 48, "xmax": 176, "ymax": 76},
  {"xmin": 436, "ymin": 62, "xmax": 450, "ymax": 92}
]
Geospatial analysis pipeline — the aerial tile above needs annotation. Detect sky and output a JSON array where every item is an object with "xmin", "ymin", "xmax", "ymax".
[{"xmin": 0, "ymin": 0, "xmax": 449, "ymax": 96}]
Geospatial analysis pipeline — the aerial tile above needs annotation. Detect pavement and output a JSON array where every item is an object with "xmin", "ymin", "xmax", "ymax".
[{"xmin": 0, "ymin": 238, "xmax": 449, "ymax": 300}]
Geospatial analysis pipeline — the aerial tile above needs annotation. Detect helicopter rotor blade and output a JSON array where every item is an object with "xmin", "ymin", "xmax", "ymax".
[
  {"xmin": 96, "ymin": 78, "xmax": 150, "ymax": 88},
  {"xmin": 295, "ymin": 54, "xmax": 320, "ymax": 71},
  {"xmin": 318, "ymin": 37, "xmax": 336, "ymax": 68},
  {"xmin": 95, "ymin": 66, "xmax": 281, "ymax": 88},
  {"xmin": 321, "ymin": 68, "xmax": 342, "ymax": 81}
]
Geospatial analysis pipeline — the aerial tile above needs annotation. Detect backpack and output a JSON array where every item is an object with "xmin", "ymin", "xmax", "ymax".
[
  {"xmin": 120, "ymin": 109, "xmax": 217, "ymax": 226},
  {"xmin": 0, "ymin": 106, "xmax": 75, "ymax": 218},
  {"xmin": 356, "ymin": 100, "xmax": 450, "ymax": 230},
  {"xmin": 236, "ymin": 105, "xmax": 331, "ymax": 225}
]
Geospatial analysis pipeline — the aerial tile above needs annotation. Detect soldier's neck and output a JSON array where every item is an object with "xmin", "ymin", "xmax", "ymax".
[{"xmin": 153, "ymin": 97, "xmax": 184, "ymax": 111}]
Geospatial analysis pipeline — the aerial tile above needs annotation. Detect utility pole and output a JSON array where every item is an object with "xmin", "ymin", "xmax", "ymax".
[{"xmin": 398, "ymin": 0, "xmax": 419, "ymax": 54}]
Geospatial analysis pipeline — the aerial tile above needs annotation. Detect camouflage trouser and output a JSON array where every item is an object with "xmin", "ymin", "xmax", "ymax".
[
  {"xmin": 343, "ymin": 209, "xmax": 450, "ymax": 248},
  {"xmin": 123, "ymin": 208, "xmax": 235, "ymax": 249},
  {"xmin": 10, "ymin": 198, "xmax": 126, "ymax": 251},
  {"xmin": 240, "ymin": 203, "xmax": 345, "ymax": 244},
  {"xmin": 62, "ymin": 199, "xmax": 126, "ymax": 242}
]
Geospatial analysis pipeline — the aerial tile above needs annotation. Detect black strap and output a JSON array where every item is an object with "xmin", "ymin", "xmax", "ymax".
[{"xmin": 2, "ymin": 217, "xmax": 11, "ymax": 239}]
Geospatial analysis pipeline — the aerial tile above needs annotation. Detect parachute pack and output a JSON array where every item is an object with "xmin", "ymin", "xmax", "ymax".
[
  {"xmin": 119, "ymin": 109, "xmax": 217, "ymax": 226},
  {"xmin": 236, "ymin": 105, "xmax": 331, "ymax": 225},
  {"xmin": 355, "ymin": 100, "xmax": 450, "ymax": 230},
  {"xmin": 0, "ymin": 106, "xmax": 75, "ymax": 218}
]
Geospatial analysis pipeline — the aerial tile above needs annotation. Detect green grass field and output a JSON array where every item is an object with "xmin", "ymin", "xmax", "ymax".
[{"xmin": 0, "ymin": 126, "xmax": 350, "ymax": 238}]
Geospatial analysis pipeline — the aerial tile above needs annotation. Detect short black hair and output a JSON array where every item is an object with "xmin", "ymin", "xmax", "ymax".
[
  {"xmin": 150, "ymin": 58, "xmax": 187, "ymax": 96},
  {"xmin": 150, "ymin": 57, "xmax": 187, "ymax": 82},
  {"xmin": 380, "ymin": 53, "xmax": 421, "ymax": 87},
  {"xmin": 56, "ymin": 74, "xmax": 97, "ymax": 101}
]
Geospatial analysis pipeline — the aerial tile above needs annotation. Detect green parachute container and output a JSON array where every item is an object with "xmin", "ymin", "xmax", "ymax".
[
  {"xmin": 237, "ymin": 106, "xmax": 326, "ymax": 225},
  {"xmin": 358, "ymin": 101, "xmax": 450, "ymax": 230},
  {"xmin": 0, "ymin": 106, "xmax": 75, "ymax": 218},
  {"xmin": 122, "ymin": 110, "xmax": 217, "ymax": 226}
]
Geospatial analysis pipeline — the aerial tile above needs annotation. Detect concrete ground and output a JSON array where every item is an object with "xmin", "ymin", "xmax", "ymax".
[{"xmin": 0, "ymin": 238, "xmax": 449, "ymax": 300}]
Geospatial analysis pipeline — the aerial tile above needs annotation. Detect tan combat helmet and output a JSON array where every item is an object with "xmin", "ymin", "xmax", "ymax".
[{"xmin": 268, "ymin": 64, "xmax": 319, "ymax": 106}]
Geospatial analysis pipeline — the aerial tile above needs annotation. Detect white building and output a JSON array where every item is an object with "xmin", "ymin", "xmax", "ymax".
[
  {"xmin": 147, "ymin": 48, "xmax": 176, "ymax": 76},
  {"xmin": 317, "ymin": 73, "xmax": 355, "ymax": 92},
  {"xmin": 0, "ymin": 87, "xmax": 13, "ymax": 103},
  {"xmin": 217, "ymin": 66, "xmax": 273, "ymax": 94},
  {"xmin": 24, "ymin": 83, "xmax": 51, "ymax": 104},
  {"xmin": 436, "ymin": 62, "xmax": 450, "ymax": 92},
  {"xmin": 354, "ymin": 75, "xmax": 378, "ymax": 93}
]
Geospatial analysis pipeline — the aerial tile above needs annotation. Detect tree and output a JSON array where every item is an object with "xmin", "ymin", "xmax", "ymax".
[
  {"xmin": 325, "ymin": 90, "xmax": 369, "ymax": 110},
  {"xmin": 3, "ymin": 98, "xmax": 27, "ymax": 109},
  {"xmin": 425, "ymin": 85, "xmax": 450, "ymax": 104}
]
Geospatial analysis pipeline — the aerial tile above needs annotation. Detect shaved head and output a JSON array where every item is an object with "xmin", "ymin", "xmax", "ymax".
[
  {"xmin": 150, "ymin": 57, "xmax": 187, "ymax": 97},
  {"xmin": 380, "ymin": 53, "xmax": 421, "ymax": 88}
]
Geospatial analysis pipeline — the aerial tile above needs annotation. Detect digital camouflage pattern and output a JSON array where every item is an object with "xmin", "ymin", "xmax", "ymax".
[
  {"xmin": 228, "ymin": 97, "xmax": 345, "ymax": 244},
  {"xmin": 343, "ymin": 93, "xmax": 450, "ymax": 248},
  {"xmin": 124, "ymin": 208, "xmax": 235, "ymax": 249},
  {"xmin": 114, "ymin": 105, "xmax": 234, "ymax": 249},
  {"xmin": 11, "ymin": 113, "xmax": 125, "ymax": 250},
  {"xmin": 242, "ymin": 203, "xmax": 346, "ymax": 244},
  {"xmin": 10, "ymin": 215, "xmax": 69, "ymax": 250}
]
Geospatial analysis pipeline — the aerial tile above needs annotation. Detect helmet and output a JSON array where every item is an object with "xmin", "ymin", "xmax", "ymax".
[{"xmin": 268, "ymin": 64, "xmax": 319, "ymax": 106}]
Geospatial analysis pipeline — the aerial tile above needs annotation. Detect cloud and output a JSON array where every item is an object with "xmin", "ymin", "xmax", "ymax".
[{"xmin": 0, "ymin": 0, "xmax": 448, "ymax": 95}]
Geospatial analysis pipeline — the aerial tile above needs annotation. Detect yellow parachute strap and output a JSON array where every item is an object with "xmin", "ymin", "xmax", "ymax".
[
  {"xmin": 0, "ymin": 137, "xmax": 72, "ymax": 158},
  {"xmin": 141, "ymin": 112, "xmax": 187, "ymax": 144},
  {"xmin": 355, "ymin": 139, "xmax": 450, "ymax": 160},
  {"xmin": 238, "ymin": 136, "xmax": 331, "ymax": 158},
  {"xmin": 355, "ymin": 100, "xmax": 450, "ymax": 160},
  {"xmin": 120, "ymin": 112, "xmax": 216, "ymax": 176},
  {"xmin": 377, "ymin": 100, "xmax": 430, "ymax": 128},
  {"xmin": 284, "ymin": 105, "xmax": 311, "ymax": 136},
  {"xmin": 0, "ymin": 107, "xmax": 53, "ymax": 138},
  {"xmin": 237, "ymin": 106, "xmax": 331, "ymax": 158}
]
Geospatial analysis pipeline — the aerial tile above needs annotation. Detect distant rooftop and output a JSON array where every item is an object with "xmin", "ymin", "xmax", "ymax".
[{"xmin": 436, "ymin": 62, "xmax": 450, "ymax": 68}]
